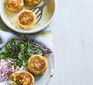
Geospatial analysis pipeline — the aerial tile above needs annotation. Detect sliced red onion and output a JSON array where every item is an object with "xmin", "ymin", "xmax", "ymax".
[{"xmin": 0, "ymin": 59, "xmax": 17, "ymax": 82}]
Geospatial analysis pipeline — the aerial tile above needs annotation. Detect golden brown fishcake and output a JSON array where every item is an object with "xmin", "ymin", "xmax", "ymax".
[
  {"xmin": 28, "ymin": 55, "xmax": 48, "ymax": 75},
  {"xmin": 9, "ymin": 71, "xmax": 34, "ymax": 85},
  {"xmin": 25, "ymin": 0, "xmax": 41, "ymax": 7},
  {"xmin": 18, "ymin": 10, "xmax": 36, "ymax": 29},
  {"xmin": 5, "ymin": 0, "xmax": 24, "ymax": 12}
]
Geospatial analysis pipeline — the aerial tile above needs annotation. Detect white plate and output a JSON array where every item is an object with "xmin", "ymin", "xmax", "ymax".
[
  {"xmin": 0, "ymin": 37, "xmax": 52, "ymax": 85},
  {"xmin": 0, "ymin": 0, "xmax": 56, "ymax": 33}
]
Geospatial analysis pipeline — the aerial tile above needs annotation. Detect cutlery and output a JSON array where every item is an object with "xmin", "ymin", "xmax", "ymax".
[{"xmin": 31, "ymin": 0, "xmax": 50, "ymax": 24}]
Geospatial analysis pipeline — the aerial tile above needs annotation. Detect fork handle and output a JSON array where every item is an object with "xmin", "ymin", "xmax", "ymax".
[{"xmin": 40, "ymin": 0, "xmax": 50, "ymax": 9}]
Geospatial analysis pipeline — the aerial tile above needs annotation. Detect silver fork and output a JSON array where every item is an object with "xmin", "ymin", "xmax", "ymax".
[{"xmin": 31, "ymin": 0, "xmax": 50, "ymax": 24}]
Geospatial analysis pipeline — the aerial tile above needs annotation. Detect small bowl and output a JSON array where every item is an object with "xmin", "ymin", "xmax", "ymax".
[{"xmin": 0, "ymin": 0, "xmax": 56, "ymax": 34}]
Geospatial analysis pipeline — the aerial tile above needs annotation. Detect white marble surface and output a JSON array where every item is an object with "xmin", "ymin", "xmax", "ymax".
[{"xmin": 48, "ymin": 0, "xmax": 93, "ymax": 85}]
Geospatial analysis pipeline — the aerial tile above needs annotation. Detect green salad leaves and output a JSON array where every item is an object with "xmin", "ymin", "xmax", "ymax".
[{"xmin": 0, "ymin": 35, "xmax": 51, "ymax": 67}]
